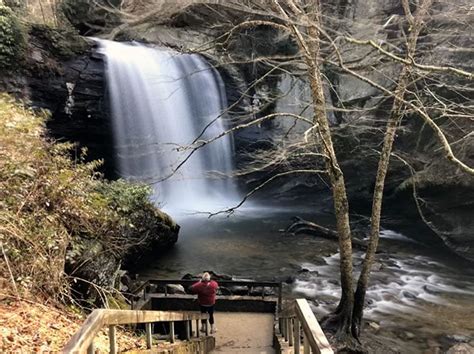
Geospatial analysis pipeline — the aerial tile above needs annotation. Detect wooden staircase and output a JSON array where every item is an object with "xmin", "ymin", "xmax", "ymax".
[
  {"xmin": 277, "ymin": 299, "xmax": 333, "ymax": 354},
  {"xmin": 63, "ymin": 280, "xmax": 334, "ymax": 353},
  {"xmin": 62, "ymin": 309, "xmax": 213, "ymax": 353}
]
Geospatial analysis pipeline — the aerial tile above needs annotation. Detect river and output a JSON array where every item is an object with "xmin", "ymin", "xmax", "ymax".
[{"xmin": 139, "ymin": 206, "xmax": 474, "ymax": 353}]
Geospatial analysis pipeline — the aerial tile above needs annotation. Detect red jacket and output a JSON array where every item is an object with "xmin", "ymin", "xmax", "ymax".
[{"xmin": 191, "ymin": 280, "xmax": 218, "ymax": 306}]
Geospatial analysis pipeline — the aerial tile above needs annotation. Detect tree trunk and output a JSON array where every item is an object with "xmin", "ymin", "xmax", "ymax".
[
  {"xmin": 352, "ymin": 69, "xmax": 409, "ymax": 337},
  {"xmin": 270, "ymin": 1, "xmax": 356, "ymax": 342},
  {"xmin": 352, "ymin": 0, "xmax": 433, "ymax": 338},
  {"xmin": 302, "ymin": 1, "xmax": 356, "ymax": 344}
]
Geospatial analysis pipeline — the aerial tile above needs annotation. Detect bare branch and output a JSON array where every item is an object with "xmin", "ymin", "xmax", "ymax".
[
  {"xmin": 344, "ymin": 37, "xmax": 473, "ymax": 79},
  {"xmin": 207, "ymin": 169, "xmax": 327, "ymax": 217}
]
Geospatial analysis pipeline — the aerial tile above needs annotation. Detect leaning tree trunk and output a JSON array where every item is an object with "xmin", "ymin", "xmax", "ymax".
[
  {"xmin": 300, "ymin": 1, "xmax": 356, "ymax": 345},
  {"xmin": 352, "ymin": 0, "xmax": 434, "ymax": 338},
  {"xmin": 352, "ymin": 69, "xmax": 409, "ymax": 337},
  {"xmin": 270, "ymin": 4, "xmax": 355, "ymax": 343}
]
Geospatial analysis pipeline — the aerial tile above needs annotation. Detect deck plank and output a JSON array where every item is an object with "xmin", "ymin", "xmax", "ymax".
[{"xmin": 210, "ymin": 312, "xmax": 275, "ymax": 353}]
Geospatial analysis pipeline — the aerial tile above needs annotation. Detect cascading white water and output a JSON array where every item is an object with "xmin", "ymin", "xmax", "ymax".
[{"xmin": 97, "ymin": 39, "xmax": 240, "ymax": 213}]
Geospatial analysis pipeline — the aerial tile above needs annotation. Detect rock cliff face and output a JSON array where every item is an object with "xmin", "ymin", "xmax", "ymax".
[
  {"xmin": 43, "ymin": 50, "xmax": 117, "ymax": 176},
  {"xmin": 325, "ymin": 0, "xmax": 474, "ymax": 261},
  {"xmin": 3, "ymin": 1, "xmax": 472, "ymax": 261},
  {"xmin": 0, "ymin": 26, "xmax": 117, "ymax": 177}
]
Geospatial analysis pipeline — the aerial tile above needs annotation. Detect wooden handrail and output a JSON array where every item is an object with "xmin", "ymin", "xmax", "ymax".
[
  {"xmin": 147, "ymin": 279, "xmax": 281, "ymax": 287},
  {"xmin": 130, "ymin": 279, "xmax": 283, "ymax": 310},
  {"xmin": 279, "ymin": 299, "xmax": 333, "ymax": 354},
  {"xmin": 132, "ymin": 279, "xmax": 281, "ymax": 296},
  {"xmin": 63, "ymin": 309, "xmax": 209, "ymax": 353}
]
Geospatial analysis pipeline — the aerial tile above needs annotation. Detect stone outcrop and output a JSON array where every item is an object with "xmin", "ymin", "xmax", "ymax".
[
  {"xmin": 65, "ymin": 207, "xmax": 179, "ymax": 302},
  {"xmin": 0, "ymin": 25, "xmax": 118, "ymax": 177}
]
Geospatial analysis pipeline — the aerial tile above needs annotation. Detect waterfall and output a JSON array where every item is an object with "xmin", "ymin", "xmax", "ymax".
[{"xmin": 97, "ymin": 39, "xmax": 240, "ymax": 213}]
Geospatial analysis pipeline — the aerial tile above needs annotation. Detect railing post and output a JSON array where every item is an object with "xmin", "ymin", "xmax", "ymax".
[
  {"xmin": 87, "ymin": 342, "xmax": 94, "ymax": 354},
  {"xmin": 284, "ymin": 319, "xmax": 289, "ymax": 342},
  {"xmin": 261, "ymin": 286, "xmax": 265, "ymax": 299},
  {"xmin": 185, "ymin": 320, "xmax": 191, "ymax": 340},
  {"xmin": 145, "ymin": 323, "xmax": 152, "ymax": 349},
  {"xmin": 293, "ymin": 317, "xmax": 300, "ymax": 353},
  {"xmin": 289, "ymin": 318, "xmax": 294, "ymax": 347},
  {"xmin": 278, "ymin": 282, "xmax": 283, "ymax": 313},
  {"xmin": 196, "ymin": 319, "xmax": 200, "ymax": 338},
  {"xmin": 205, "ymin": 319, "xmax": 210, "ymax": 336},
  {"xmin": 170, "ymin": 321, "xmax": 175, "ymax": 343},
  {"xmin": 303, "ymin": 331, "xmax": 310, "ymax": 354},
  {"xmin": 109, "ymin": 325, "xmax": 117, "ymax": 354}
]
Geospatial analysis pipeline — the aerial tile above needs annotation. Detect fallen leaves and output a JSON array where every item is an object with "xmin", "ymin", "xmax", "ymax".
[{"xmin": 0, "ymin": 299, "xmax": 147, "ymax": 352}]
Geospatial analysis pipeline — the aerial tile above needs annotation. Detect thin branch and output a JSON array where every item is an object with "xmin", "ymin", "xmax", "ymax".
[
  {"xmin": 344, "ymin": 37, "xmax": 473, "ymax": 79},
  {"xmin": 1, "ymin": 242, "xmax": 20, "ymax": 300},
  {"xmin": 207, "ymin": 169, "xmax": 327, "ymax": 217}
]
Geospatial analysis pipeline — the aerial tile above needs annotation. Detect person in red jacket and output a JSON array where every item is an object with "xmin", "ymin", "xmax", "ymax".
[{"xmin": 190, "ymin": 272, "xmax": 218, "ymax": 333}]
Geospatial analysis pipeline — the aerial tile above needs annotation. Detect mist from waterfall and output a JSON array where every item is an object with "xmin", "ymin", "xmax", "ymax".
[{"xmin": 97, "ymin": 39, "xmax": 240, "ymax": 214}]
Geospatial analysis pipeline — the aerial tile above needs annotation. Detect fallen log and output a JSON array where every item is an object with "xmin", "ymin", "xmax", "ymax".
[{"xmin": 284, "ymin": 216, "xmax": 368, "ymax": 249}]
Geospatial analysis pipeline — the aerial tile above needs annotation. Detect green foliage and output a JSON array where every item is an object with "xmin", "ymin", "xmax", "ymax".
[
  {"xmin": 0, "ymin": 95, "xmax": 174, "ymax": 302},
  {"xmin": 29, "ymin": 23, "xmax": 88, "ymax": 59},
  {"xmin": 3, "ymin": 0, "xmax": 25, "ymax": 12},
  {"xmin": 96, "ymin": 180, "xmax": 152, "ymax": 215},
  {"xmin": 0, "ymin": 5, "xmax": 26, "ymax": 70},
  {"xmin": 96, "ymin": 179, "xmax": 178, "ymax": 268}
]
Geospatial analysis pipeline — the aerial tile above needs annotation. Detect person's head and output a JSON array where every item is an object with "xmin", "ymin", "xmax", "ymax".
[{"xmin": 202, "ymin": 272, "xmax": 211, "ymax": 282}]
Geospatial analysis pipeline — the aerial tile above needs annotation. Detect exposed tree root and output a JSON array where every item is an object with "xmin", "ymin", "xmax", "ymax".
[
  {"xmin": 334, "ymin": 336, "xmax": 366, "ymax": 354},
  {"xmin": 322, "ymin": 312, "xmax": 366, "ymax": 353}
]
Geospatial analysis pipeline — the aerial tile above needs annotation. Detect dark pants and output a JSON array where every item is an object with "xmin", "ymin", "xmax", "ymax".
[{"xmin": 200, "ymin": 305, "xmax": 215, "ymax": 325}]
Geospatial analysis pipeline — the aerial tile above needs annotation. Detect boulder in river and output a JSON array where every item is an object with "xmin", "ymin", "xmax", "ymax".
[{"xmin": 166, "ymin": 284, "xmax": 186, "ymax": 295}]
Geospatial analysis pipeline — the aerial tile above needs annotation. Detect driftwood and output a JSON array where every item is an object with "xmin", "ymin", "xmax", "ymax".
[{"xmin": 285, "ymin": 217, "xmax": 368, "ymax": 250}]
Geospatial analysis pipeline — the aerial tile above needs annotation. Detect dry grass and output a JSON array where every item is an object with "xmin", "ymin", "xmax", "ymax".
[
  {"xmin": 1, "ymin": 93, "xmax": 176, "ymax": 306},
  {"xmin": 0, "ymin": 94, "xmax": 109, "ymax": 301},
  {"xmin": 0, "ymin": 86, "xmax": 177, "ymax": 353},
  {"xmin": 0, "ymin": 296, "xmax": 148, "ymax": 352}
]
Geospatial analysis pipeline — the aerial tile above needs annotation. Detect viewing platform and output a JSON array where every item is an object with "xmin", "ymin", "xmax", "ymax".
[{"xmin": 63, "ymin": 279, "xmax": 333, "ymax": 353}]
